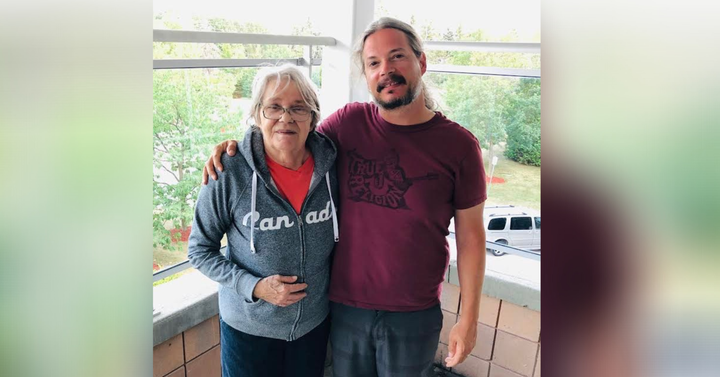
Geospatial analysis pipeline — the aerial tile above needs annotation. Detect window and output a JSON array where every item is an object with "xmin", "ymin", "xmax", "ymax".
[
  {"xmin": 488, "ymin": 218, "xmax": 507, "ymax": 230},
  {"xmin": 153, "ymin": 68, "xmax": 247, "ymax": 277},
  {"xmin": 375, "ymin": 1, "xmax": 541, "ymax": 215},
  {"xmin": 153, "ymin": 2, "xmax": 541, "ymax": 282},
  {"xmin": 153, "ymin": 26, "xmax": 326, "ymax": 283},
  {"xmin": 154, "ymin": 0, "xmax": 333, "ymax": 36},
  {"xmin": 375, "ymin": 0, "xmax": 540, "ymax": 43},
  {"xmin": 510, "ymin": 217, "xmax": 533, "ymax": 230},
  {"xmin": 427, "ymin": 74, "xmax": 540, "ymax": 211},
  {"xmin": 534, "ymin": 217, "xmax": 541, "ymax": 229}
]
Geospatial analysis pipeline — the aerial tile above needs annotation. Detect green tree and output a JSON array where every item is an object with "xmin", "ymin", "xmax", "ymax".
[
  {"xmin": 200, "ymin": 17, "xmax": 316, "ymax": 98},
  {"xmin": 504, "ymin": 79, "xmax": 541, "ymax": 166},
  {"xmin": 153, "ymin": 69, "xmax": 241, "ymax": 252},
  {"xmin": 443, "ymin": 75, "xmax": 511, "ymax": 166}
]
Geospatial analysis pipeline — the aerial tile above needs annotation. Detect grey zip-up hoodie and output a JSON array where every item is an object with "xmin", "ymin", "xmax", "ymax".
[{"xmin": 188, "ymin": 126, "xmax": 339, "ymax": 341}]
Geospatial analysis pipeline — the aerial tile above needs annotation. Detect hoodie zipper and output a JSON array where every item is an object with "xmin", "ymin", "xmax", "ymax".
[
  {"xmin": 260, "ymin": 173, "xmax": 325, "ymax": 341},
  {"xmin": 288, "ymin": 173, "xmax": 327, "ymax": 340},
  {"xmin": 288, "ymin": 215, "xmax": 305, "ymax": 341},
  {"xmin": 243, "ymin": 130, "xmax": 336, "ymax": 340}
]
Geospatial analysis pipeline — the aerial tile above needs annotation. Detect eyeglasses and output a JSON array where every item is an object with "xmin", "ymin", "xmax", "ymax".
[{"xmin": 262, "ymin": 105, "xmax": 313, "ymax": 122}]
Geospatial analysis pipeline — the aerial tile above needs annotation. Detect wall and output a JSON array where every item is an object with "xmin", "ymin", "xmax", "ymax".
[
  {"xmin": 438, "ymin": 282, "xmax": 541, "ymax": 377},
  {"xmin": 153, "ymin": 267, "xmax": 540, "ymax": 377},
  {"xmin": 153, "ymin": 315, "xmax": 221, "ymax": 377}
]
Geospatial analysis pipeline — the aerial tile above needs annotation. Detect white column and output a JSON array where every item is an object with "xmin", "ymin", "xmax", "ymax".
[{"xmin": 317, "ymin": 0, "xmax": 374, "ymax": 118}]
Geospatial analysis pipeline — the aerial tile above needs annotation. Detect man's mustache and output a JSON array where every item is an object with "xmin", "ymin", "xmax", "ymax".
[{"xmin": 376, "ymin": 74, "xmax": 407, "ymax": 93}]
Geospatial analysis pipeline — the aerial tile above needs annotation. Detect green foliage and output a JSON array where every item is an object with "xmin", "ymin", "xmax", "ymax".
[
  {"xmin": 442, "ymin": 75, "xmax": 511, "ymax": 152},
  {"xmin": 153, "ymin": 69, "xmax": 241, "ymax": 251},
  {"xmin": 439, "ymin": 75, "xmax": 541, "ymax": 167},
  {"xmin": 152, "ymin": 13, "xmax": 324, "ymax": 259},
  {"xmin": 423, "ymin": 23, "xmax": 540, "ymax": 170},
  {"xmin": 153, "ymin": 269, "xmax": 193, "ymax": 287},
  {"xmin": 151, "ymin": 12, "xmax": 542, "ymax": 263},
  {"xmin": 311, "ymin": 67, "xmax": 322, "ymax": 88},
  {"xmin": 504, "ymin": 79, "xmax": 541, "ymax": 166}
]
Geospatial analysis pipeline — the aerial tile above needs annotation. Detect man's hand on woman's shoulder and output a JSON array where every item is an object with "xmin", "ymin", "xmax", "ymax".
[{"xmin": 202, "ymin": 139, "xmax": 240, "ymax": 184}]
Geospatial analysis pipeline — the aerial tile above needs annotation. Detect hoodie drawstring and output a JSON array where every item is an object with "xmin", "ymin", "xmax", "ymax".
[
  {"xmin": 325, "ymin": 172, "xmax": 339, "ymax": 242},
  {"xmin": 250, "ymin": 172, "xmax": 257, "ymax": 253},
  {"xmin": 250, "ymin": 171, "xmax": 337, "ymax": 254}
]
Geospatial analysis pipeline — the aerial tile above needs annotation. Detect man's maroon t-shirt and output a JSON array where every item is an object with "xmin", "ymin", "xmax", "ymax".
[{"xmin": 318, "ymin": 102, "xmax": 487, "ymax": 311}]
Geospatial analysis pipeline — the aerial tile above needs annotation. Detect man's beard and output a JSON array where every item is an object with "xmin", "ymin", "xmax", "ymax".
[{"xmin": 373, "ymin": 74, "xmax": 420, "ymax": 110}]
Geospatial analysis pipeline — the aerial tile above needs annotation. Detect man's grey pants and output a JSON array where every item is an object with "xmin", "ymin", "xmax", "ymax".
[{"xmin": 330, "ymin": 302, "xmax": 442, "ymax": 377}]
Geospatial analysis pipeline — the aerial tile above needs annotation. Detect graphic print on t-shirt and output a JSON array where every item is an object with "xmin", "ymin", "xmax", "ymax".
[{"xmin": 347, "ymin": 149, "xmax": 438, "ymax": 209}]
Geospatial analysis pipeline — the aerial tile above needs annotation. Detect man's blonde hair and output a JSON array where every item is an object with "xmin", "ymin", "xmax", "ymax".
[{"xmin": 352, "ymin": 17, "xmax": 437, "ymax": 110}]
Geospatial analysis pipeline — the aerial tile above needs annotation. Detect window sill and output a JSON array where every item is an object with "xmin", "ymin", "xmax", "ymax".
[
  {"xmin": 153, "ymin": 260, "xmax": 540, "ymax": 346},
  {"xmin": 153, "ymin": 270, "xmax": 218, "ymax": 346},
  {"xmin": 447, "ymin": 260, "xmax": 540, "ymax": 312}
]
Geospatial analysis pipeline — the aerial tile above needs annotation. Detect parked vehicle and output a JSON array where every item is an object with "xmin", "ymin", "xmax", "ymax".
[
  {"xmin": 447, "ymin": 205, "xmax": 541, "ymax": 257},
  {"xmin": 483, "ymin": 205, "xmax": 540, "ymax": 256}
]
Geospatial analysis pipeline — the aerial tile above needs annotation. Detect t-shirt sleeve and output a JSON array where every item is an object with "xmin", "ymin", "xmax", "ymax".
[
  {"xmin": 454, "ymin": 136, "xmax": 487, "ymax": 209},
  {"xmin": 317, "ymin": 105, "xmax": 346, "ymax": 145}
]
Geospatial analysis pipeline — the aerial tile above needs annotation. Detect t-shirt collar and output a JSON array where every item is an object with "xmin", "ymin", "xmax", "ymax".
[{"xmin": 372, "ymin": 104, "xmax": 443, "ymax": 133}]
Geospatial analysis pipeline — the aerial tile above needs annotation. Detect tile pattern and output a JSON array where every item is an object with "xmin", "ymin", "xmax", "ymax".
[
  {"xmin": 153, "ymin": 315, "xmax": 221, "ymax": 377},
  {"xmin": 184, "ymin": 316, "xmax": 220, "ymax": 361},
  {"xmin": 438, "ymin": 285, "xmax": 541, "ymax": 377},
  {"xmin": 497, "ymin": 301, "xmax": 541, "ymax": 342},
  {"xmin": 440, "ymin": 282, "xmax": 461, "ymax": 314},
  {"xmin": 491, "ymin": 330, "xmax": 539, "ymax": 376},
  {"xmin": 452, "ymin": 355, "xmax": 490, "ymax": 377},
  {"xmin": 153, "ymin": 282, "xmax": 541, "ymax": 377},
  {"xmin": 165, "ymin": 366, "xmax": 185, "ymax": 377},
  {"xmin": 186, "ymin": 345, "xmax": 221, "ymax": 377},
  {"xmin": 489, "ymin": 364, "xmax": 524, "ymax": 377},
  {"xmin": 440, "ymin": 309, "xmax": 457, "ymax": 345},
  {"xmin": 153, "ymin": 333, "xmax": 184, "ymax": 377}
]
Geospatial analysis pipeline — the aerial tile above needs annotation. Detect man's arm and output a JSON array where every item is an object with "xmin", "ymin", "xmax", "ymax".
[
  {"xmin": 202, "ymin": 139, "xmax": 238, "ymax": 185},
  {"xmin": 445, "ymin": 202, "xmax": 486, "ymax": 367},
  {"xmin": 202, "ymin": 104, "xmax": 348, "ymax": 185}
]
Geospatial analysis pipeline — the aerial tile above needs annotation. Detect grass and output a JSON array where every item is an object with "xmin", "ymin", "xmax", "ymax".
[
  {"xmin": 153, "ymin": 237, "xmax": 227, "ymax": 286},
  {"xmin": 482, "ymin": 144, "xmax": 541, "ymax": 211},
  {"xmin": 153, "ymin": 242, "xmax": 193, "ymax": 287},
  {"xmin": 153, "ymin": 269, "xmax": 194, "ymax": 287},
  {"xmin": 154, "ymin": 241, "xmax": 189, "ymax": 271}
]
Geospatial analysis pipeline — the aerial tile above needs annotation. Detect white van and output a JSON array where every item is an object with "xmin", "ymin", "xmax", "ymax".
[{"xmin": 483, "ymin": 205, "xmax": 541, "ymax": 256}]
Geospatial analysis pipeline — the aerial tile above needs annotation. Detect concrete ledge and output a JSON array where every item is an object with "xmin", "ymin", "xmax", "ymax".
[
  {"xmin": 448, "ymin": 263, "xmax": 540, "ymax": 312},
  {"xmin": 483, "ymin": 269, "xmax": 540, "ymax": 311},
  {"xmin": 153, "ymin": 262, "xmax": 539, "ymax": 346},
  {"xmin": 153, "ymin": 271, "xmax": 219, "ymax": 346}
]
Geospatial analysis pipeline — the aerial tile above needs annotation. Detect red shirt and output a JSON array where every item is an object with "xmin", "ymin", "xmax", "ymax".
[
  {"xmin": 265, "ymin": 154, "xmax": 315, "ymax": 214},
  {"xmin": 318, "ymin": 103, "xmax": 487, "ymax": 311}
]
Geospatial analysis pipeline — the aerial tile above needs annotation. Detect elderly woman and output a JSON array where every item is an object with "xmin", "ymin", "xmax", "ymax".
[{"xmin": 188, "ymin": 65, "xmax": 338, "ymax": 377}]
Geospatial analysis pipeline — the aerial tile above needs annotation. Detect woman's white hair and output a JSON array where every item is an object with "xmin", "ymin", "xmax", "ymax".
[{"xmin": 248, "ymin": 64, "xmax": 321, "ymax": 131}]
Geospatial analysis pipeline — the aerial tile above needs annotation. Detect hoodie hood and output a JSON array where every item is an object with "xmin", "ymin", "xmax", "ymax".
[
  {"xmin": 239, "ymin": 126, "xmax": 339, "ymax": 253},
  {"xmin": 188, "ymin": 125, "xmax": 339, "ymax": 342},
  {"xmin": 240, "ymin": 126, "xmax": 337, "ymax": 186}
]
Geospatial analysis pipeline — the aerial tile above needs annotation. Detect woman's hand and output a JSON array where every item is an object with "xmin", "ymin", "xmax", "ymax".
[
  {"xmin": 202, "ymin": 139, "xmax": 239, "ymax": 184},
  {"xmin": 252, "ymin": 275, "xmax": 308, "ymax": 307}
]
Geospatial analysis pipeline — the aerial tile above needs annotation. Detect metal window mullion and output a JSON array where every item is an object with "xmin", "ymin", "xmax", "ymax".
[
  {"xmin": 424, "ymin": 41, "xmax": 540, "ymax": 54},
  {"xmin": 486, "ymin": 241, "xmax": 541, "ymax": 261},
  {"xmin": 153, "ymin": 260, "xmax": 192, "ymax": 282},
  {"xmin": 153, "ymin": 29, "xmax": 336, "ymax": 46},
  {"xmin": 302, "ymin": 45, "xmax": 313, "ymax": 78},
  {"xmin": 153, "ymin": 58, "xmax": 302, "ymax": 70},
  {"xmin": 427, "ymin": 64, "xmax": 541, "ymax": 78}
]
